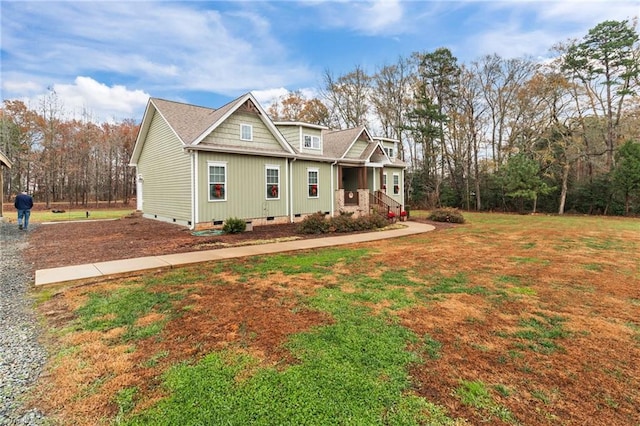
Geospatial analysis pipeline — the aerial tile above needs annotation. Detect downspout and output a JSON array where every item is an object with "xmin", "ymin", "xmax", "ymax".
[
  {"xmin": 191, "ymin": 151, "xmax": 198, "ymax": 230},
  {"xmin": 288, "ymin": 158, "xmax": 295, "ymax": 222},
  {"xmin": 330, "ymin": 160, "xmax": 338, "ymax": 217}
]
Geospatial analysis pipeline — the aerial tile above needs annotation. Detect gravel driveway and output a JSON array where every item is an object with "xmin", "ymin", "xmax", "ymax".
[{"xmin": 0, "ymin": 222, "xmax": 47, "ymax": 425}]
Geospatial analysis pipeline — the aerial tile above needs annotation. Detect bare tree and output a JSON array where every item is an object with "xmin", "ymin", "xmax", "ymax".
[{"xmin": 321, "ymin": 66, "xmax": 371, "ymax": 128}]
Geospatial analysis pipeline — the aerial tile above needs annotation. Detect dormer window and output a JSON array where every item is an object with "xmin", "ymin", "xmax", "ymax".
[
  {"xmin": 240, "ymin": 124, "xmax": 253, "ymax": 141},
  {"xmin": 384, "ymin": 146, "xmax": 394, "ymax": 159},
  {"xmin": 303, "ymin": 134, "xmax": 320, "ymax": 150}
]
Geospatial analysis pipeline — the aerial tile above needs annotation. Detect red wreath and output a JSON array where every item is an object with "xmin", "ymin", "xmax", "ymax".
[
  {"xmin": 311, "ymin": 185, "xmax": 317, "ymax": 196},
  {"xmin": 214, "ymin": 184, "xmax": 222, "ymax": 198},
  {"xmin": 271, "ymin": 185, "xmax": 278, "ymax": 197}
]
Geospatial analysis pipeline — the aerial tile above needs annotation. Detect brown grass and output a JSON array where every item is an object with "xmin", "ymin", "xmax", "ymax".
[{"xmin": 30, "ymin": 213, "xmax": 640, "ymax": 425}]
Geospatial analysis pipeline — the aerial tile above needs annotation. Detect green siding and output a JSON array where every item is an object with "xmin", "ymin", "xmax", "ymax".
[
  {"xmin": 138, "ymin": 111, "xmax": 192, "ymax": 222},
  {"xmin": 345, "ymin": 140, "xmax": 368, "ymax": 159},
  {"xmin": 201, "ymin": 111, "xmax": 285, "ymax": 152},
  {"xmin": 384, "ymin": 166, "xmax": 404, "ymax": 204},
  {"xmin": 197, "ymin": 153, "xmax": 288, "ymax": 223},
  {"xmin": 291, "ymin": 161, "xmax": 333, "ymax": 215},
  {"xmin": 277, "ymin": 126, "xmax": 300, "ymax": 149}
]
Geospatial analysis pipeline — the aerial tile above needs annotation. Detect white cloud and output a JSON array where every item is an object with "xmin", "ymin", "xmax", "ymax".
[{"xmin": 48, "ymin": 77, "xmax": 150, "ymax": 123}]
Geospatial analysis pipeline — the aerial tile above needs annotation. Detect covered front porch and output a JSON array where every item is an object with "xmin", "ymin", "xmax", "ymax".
[{"xmin": 335, "ymin": 165, "xmax": 401, "ymax": 218}]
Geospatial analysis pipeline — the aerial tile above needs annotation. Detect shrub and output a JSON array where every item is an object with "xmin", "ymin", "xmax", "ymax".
[
  {"xmin": 297, "ymin": 211, "xmax": 389, "ymax": 234},
  {"xmin": 361, "ymin": 212, "xmax": 388, "ymax": 229},
  {"xmin": 330, "ymin": 212, "xmax": 363, "ymax": 232},
  {"xmin": 427, "ymin": 208, "xmax": 465, "ymax": 224},
  {"xmin": 297, "ymin": 212, "xmax": 330, "ymax": 234},
  {"xmin": 222, "ymin": 217, "xmax": 246, "ymax": 234}
]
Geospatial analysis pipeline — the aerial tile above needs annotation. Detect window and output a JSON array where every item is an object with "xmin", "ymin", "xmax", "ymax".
[
  {"xmin": 240, "ymin": 123, "xmax": 253, "ymax": 141},
  {"xmin": 393, "ymin": 173, "xmax": 400, "ymax": 195},
  {"xmin": 384, "ymin": 146, "xmax": 394, "ymax": 158},
  {"xmin": 382, "ymin": 173, "xmax": 387, "ymax": 191},
  {"xmin": 303, "ymin": 134, "xmax": 320, "ymax": 149},
  {"xmin": 266, "ymin": 166, "xmax": 280, "ymax": 199},
  {"xmin": 208, "ymin": 163, "xmax": 227, "ymax": 201},
  {"xmin": 308, "ymin": 169, "xmax": 319, "ymax": 197}
]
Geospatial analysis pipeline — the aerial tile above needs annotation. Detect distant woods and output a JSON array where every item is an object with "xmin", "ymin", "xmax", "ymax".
[
  {"xmin": 268, "ymin": 19, "xmax": 640, "ymax": 215},
  {"xmin": 3, "ymin": 19, "xmax": 639, "ymax": 214},
  {"xmin": 1, "ymin": 92, "xmax": 138, "ymax": 207}
]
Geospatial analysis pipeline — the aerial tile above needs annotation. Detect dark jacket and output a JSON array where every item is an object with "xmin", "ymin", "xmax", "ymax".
[{"xmin": 14, "ymin": 193, "xmax": 34, "ymax": 210}]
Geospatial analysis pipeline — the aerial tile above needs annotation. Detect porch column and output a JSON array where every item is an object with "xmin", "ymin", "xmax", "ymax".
[{"xmin": 358, "ymin": 167, "xmax": 367, "ymax": 189}]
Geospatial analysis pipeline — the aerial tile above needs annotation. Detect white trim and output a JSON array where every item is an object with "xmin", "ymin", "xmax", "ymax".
[
  {"xmin": 393, "ymin": 172, "xmax": 400, "ymax": 195},
  {"xmin": 274, "ymin": 121, "xmax": 329, "ymax": 130},
  {"xmin": 265, "ymin": 164, "xmax": 280, "ymax": 200},
  {"xmin": 136, "ymin": 171, "xmax": 143, "ymax": 211},
  {"xmin": 240, "ymin": 123, "xmax": 253, "ymax": 141},
  {"xmin": 207, "ymin": 161, "xmax": 228, "ymax": 202},
  {"xmin": 303, "ymin": 134, "xmax": 321, "ymax": 150},
  {"xmin": 307, "ymin": 167, "xmax": 319, "ymax": 198}
]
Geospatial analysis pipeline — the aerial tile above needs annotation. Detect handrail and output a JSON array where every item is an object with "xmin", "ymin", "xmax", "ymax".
[{"xmin": 370, "ymin": 190, "xmax": 401, "ymax": 217}]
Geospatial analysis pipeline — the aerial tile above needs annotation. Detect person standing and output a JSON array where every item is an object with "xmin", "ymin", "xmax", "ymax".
[{"xmin": 14, "ymin": 191, "xmax": 34, "ymax": 230}]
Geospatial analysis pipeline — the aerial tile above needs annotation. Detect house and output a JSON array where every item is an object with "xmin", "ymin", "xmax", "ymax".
[
  {"xmin": 129, "ymin": 93, "xmax": 406, "ymax": 230},
  {"xmin": 0, "ymin": 151, "xmax": 12, "ymax": 220}
]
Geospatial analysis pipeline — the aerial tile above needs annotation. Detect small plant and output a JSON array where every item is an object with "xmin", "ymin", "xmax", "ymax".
[
  {"xmin": 427, "ymin": 207, "xmax": 465, "ymax": 223},
  {"xmin": 222, "ymin": 217, "xmax": 246, "ymax": 234}
]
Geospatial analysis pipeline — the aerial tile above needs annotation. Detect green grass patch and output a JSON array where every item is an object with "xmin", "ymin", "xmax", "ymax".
[
  {"xmin": 509, "ymin": 256, "xmax": 550, "ymax": 266},
  {"xmin": 27, "ymin": 208, "xmax": 134, "ymax": 223},
  {"xmin": 423, "ymin": 334, "xmax": 443, "ymax": 360},
  {"xmin": 509, "ymin": 287, "xmax": 537, "ymax": 296},
  {"xmin": 124, "ymin": 288, "xmax": 458, "ymax": 425},
  {"xmin": 510, "ymin": 312, "xmax": 570, "ymax": 354},
  {"xmin": 581, "ymin": 237, "xmax": 628, "ymax": 251},
  {"xmin": 74, "ymin": 286, "xmax": 182, "ymax": 341},
  {"xmin": 234, "ymin": 248, "xmax": 371, "ymax": 277},
  {"xmin": 583, "ymin": 263, "xmax": 604, "ymax": 272},
  {"xmin": 455, "ymin": 380, "xmax": 515, "ymax": 423},
  {"xmin": 422, "ymin": 273, "xmax": 490, "ymax": 296}
]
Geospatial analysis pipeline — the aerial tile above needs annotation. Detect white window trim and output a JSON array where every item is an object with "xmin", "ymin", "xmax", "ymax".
[
  {"xmin": 240, "ymin": 123, "xmax": 253, "ymax": 141},
  {"xmin": 308, "ymin": 168, "xmax": 319, "ymax": 198},
  {"xmin": 266, "ymin": 164, "xmax": 280, "ymax": 200},
  {"xmin": 393, "ymin": 172, "xmax": 400, "ymax": 195},
  {"xmin": 208, "ymin": 161, "xmax": 228, "ymax": 202},
  {"xmin": 383, "ymin": 172, "xmax": 388, "ymax": 192},
  {"xmin": 303, "ymin": 134, "xmax": 321, "ymax": 150}
]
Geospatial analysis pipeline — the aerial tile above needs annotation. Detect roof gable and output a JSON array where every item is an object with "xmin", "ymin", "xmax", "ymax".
[
  {"xmin": 0, "ymin": 151, "xmax": 12, "ymax": 168},
  {"xmin": 192, "ymin": 93, "xmax": 294, "ymax": 155}
]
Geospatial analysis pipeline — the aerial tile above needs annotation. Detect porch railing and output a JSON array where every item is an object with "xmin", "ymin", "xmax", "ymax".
[{"xmin": 370, "ymin": 190, "xmax": 401, "ymax": 218}]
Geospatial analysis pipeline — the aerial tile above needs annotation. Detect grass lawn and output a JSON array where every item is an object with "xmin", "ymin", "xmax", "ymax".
[
  {"xmin": 6, "ymin": 208, "xmax": 136, "ymax": 223},
  {"xmin": 31, "ymin": 212, "xmax": 640, "ymax": 425}
]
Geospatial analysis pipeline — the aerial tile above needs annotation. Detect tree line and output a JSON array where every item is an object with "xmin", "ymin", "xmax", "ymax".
[
  {"xmin": 268, "ymin": 19, "xmax": 640, "ymax": 215},
  {"xmin": 2, "ymin": 19, "xmax": 639, "ymax": 214},
  {"xmin": 1, "ymin": 92, "xmax": 138, "ymax": 208}
]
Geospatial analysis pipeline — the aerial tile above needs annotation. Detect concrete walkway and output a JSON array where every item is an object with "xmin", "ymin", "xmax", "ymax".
[{"xmin": 34, "ymin": 221, "xmax": 435, "ymax": 286}]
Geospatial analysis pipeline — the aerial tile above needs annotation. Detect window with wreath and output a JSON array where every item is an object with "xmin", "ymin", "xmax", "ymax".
[
  {"xmin": 393, "ymin": 173, "xmax": 400, "ymax": 195},
  {"xmin": 209, "ymin": 163, "xmax": 226, "ymax": 201},
  {"xmin": 308, "ymin": 169, "xmax": 319, "ymax": 197},
  {"xmin": 266, "ymin": 166, "xmax": 280, "ymax": 199},
  {"xmin": 382, "ymin": 173, "xmax": 388, "ymax": 191}
]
